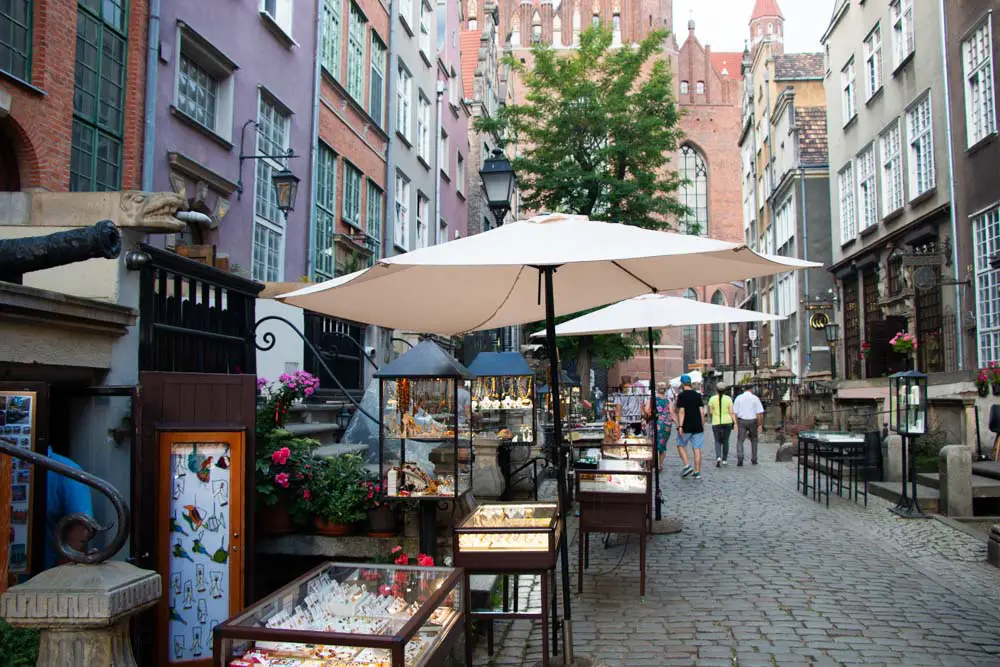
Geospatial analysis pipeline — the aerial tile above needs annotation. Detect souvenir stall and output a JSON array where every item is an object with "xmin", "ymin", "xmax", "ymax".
[
  {"xmin": 467, "ymin": 352, "xmax": 536, "ymax": 500},
  {"xmin": 378, "ymin": 340, "xmax": 474, "ymax": 559},
  {"xmin": 213, "ymin": 562, "xmax": 465, "ymax": 667},
  {"xmin": 574, "ymin": 458, "xmax": 651, "ymax": 596},
  {"xmin": 453, "ymin": 502, "xmax": 562, "ymax": 667}
]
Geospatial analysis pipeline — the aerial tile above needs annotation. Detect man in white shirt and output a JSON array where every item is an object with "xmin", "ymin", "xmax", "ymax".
[{"xmin": 732, "ymin": 385, "xmax": 765, "ymax": 466}]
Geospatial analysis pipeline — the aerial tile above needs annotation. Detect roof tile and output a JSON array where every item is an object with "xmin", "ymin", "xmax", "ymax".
[
  {"xmin": 796, "ymin": 106, "xmax": 828, "ymax": 167},
  {"xmin": 773, "ymin": 53, "xmax": 824, "ymax": 80}
]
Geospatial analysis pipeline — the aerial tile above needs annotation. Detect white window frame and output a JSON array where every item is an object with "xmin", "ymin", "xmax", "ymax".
[
  {"xmin": 448, "ymin": 67, "xmax": 459, "ymax": 107},
  {"xmin": 399, "ymin": 0, "xmax": 413, "ymax": 29},
  {"xmin": 260, "ymin": 0, "xmax": 294, "ymax": 38},
  {"xmin": 346, "ymin": 3, "xmax": 367, "ymax": 103},
  {"xmin": 439, "ymin": 129, "xmax": 449, "ymax": 178},
  {"xmin": 890, "ymin": 0, "xmax": 914, "ymax": 71},
  {"xmin": 963, "ymin": 15, "xmax": 997, "ymax": 147},
  {"xmin": 864, "ymin": 23, "xmax": 882, "ymax": 101},
  {"xmin": 366, "ymin": 180, "xmax": 384, "ymax": 264},
  {"xmin": 695, "ymin": 81, "xmax": 704, "ymax": 94},
  {"xmin": 416, "ymin": 193, "xmax": 429, "ymax": 248},
  {"xmin": 856, "ymin": 145, "xmax": 878, "ymax": 232},
  {"xmin": 313, "ymin": 143, "xmax": 338, "ymax": 280},
  {"xmin": 418, "ymin": 0, "xmax": 431, "ymax": 57},
  {"xmin": 841, "ymin": 58, "xmax": 857, "ymax": 125},
  {"xmin": 906, "ymin": 95, "xmax": 935, "ymax": 199},
  {"xmin": 252, "ymin": 92, "xmax": 290, "ymax": 282},
  {"xmin": 174, "ymin": 26, "xmax": 235, "ymax": 141},
  {"xmin": 321, "ymin": 0, "xmax": 342, "ymax": 80},
  {"xmin": 394, "ymin": 171, "xmax": 411, "ymax": 250},
  {"xmin": 774, "ymin": 195, "xmax": 795, "ymax": 255},
  {"xmin": 880, "ymin": 119, "xmax": 905, "ymax": 216},
  {"xmin": 417, "ymin": 93, "xmax": 431, "ymax": 162},
  {"xmin": 396, "ymin": 65, "xmax": 411, "ymax": 140},
  {"xmin": 343, "ymin": 161, "xmax": 363, "ymax": 229},
  {"xmin": 974, "ymin": 206, "xmax": 1000, "ymax": 365},
  {"xmin": 680, "ymin": 80, "xmax": 688, "ymax": 94},
  {"xmin": 370, "ymin": 34, "xmax": 386, "ymax": 127},
  {"xmin": 838, "ymin": 162, "xmax": 857, "ymax": 245},
  {"xmin": 456, "ymin": 152, "xmax": 465, "ymax": 195}
]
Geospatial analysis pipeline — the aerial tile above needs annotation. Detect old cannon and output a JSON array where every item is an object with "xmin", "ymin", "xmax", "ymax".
[{"xmin": 0, "ymin": 219, "xmax": 122, "ymax": 284}]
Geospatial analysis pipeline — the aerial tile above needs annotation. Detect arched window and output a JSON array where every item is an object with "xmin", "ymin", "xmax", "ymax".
[
  {"xmin": 679, "ymin": 144, "xmax": 709, "ymax": 235},
  {"xmin": 553, "ymin": 14, "xmax": 562, "ymax": 45},
  {"xmin": 680, "ymin": 80, "xmax": 689, "ymax": 94},
  {"xmin": 711, "ymin": 290, "xmax": 727, "ymax": 366},
  {"xmin": 467, "ymin": 0, "xmax": 477, "ymax": 27},
  {"xmin": 767, "ymin": 22, "xmax": 773, "ymax": 34},
  {"xmin": 531, "ymin": 10, "xmax": 542, "ymax": 42},
  {"xmin": 683, "ymin": 288, "xmax": 699, "ymax": 371},
  {"xmin": 573, "ymin": 6, "xmax": 581, "ymax": 43},
  {"xmin": 510, "ymin": 9, "xmax": 520, "ymax": 45},
  {"xmin": 696, "ymin": 81, "xmax": 705, "ymax": 94}
]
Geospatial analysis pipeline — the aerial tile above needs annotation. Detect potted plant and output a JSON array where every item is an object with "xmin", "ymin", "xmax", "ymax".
[
  {"xmin": 991, "ymin": 362, "xmax": 1000, "ymax": 396},
  {"xmin": 977, "ymin": 369, "xmax": 991, "ymax": 397},
  {"xmin": 889, "ymin": 331, "xmax": 917, "ymax": 366},
  {"xmin": 362, "ymin": 475, "xmax": 396, "ymax": 535},
  {"xmin": 311, "ymin": 454, "xmax": 367, "ymax": 536},
  {"xmin": 859, "ymin": 341, "xmax": 871, "ymax": 361}
]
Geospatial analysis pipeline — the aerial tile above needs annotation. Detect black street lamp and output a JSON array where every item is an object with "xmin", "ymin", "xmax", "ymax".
[
  {"xmin": 479, "ymin": 147, "xmax": 517, "ymax": 225},
  {"xmin": 271, "ymin": 167, "xmax": 301, "ymax": 215},
  {"xmin": 824, "ymin": 322, "xmax": 840, "ymax": 380},
  {"xmin": 889, "ymin": 370, "xmax": 929, "ymax": 518},
  {"xmin": 730, "ymin": 328, "xmax": 738, "ymax": 396}
]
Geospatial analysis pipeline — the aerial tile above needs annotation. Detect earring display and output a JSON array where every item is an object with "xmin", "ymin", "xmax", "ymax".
[
  {"xmin": 454, "ymin": 502, "xmax": 561, "ymax": 571},
  {"xmin": 215, "ymin": 562, "xmax": 464, "ymax": 667}
]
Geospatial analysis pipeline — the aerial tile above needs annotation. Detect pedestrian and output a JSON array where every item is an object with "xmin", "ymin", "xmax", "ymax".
[
  {"xmin": 45, "ymin": 446, "xmax": 94, "ymax": 569},
  {"xmin": 673, "ymin": 374, "xmax": 706, "ymax": 480},
  {"xmin": 645, "ymin": 381, "xmax": 675, "ymax": 469},
  {"xmin": 733, "ymin": 384, "xmax": 765, "ymax": 466},
  {"xmin": 707, "ymin": 382, "xmax": 735, "ymax": 467}
]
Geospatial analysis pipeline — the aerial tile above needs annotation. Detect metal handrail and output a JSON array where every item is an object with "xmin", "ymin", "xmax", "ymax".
[{"xmin": 0, "ymin": 442, "xmax": 129, "ymax": 565}]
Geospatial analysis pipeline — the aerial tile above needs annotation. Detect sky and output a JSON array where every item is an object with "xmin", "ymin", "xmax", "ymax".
[{"xmin": 672, "ymin": 0, "xmax": 837, "ymax": 55}]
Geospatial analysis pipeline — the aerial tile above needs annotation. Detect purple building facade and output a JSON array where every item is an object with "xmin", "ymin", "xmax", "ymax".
[
  {"xmin": 151, "ymin": 0, "xmax": 317, "ymax": 282},
  {"xmin": 437, "ymin": 0, "xmax": 471, "ymax": 241}
]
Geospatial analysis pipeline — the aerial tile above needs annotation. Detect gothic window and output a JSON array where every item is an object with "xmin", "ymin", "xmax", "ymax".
[
  {"xmin": 573, "ymin": 6, "xmax": 580, "ymax": 43},
  {"xmin": 683, "ymin": 289, "xmax": 699, "ymax": 371},
  {"xmin": 510, "ymin": 9, "xmax": 520, "ymax": 45},
  {"xmin": 679, "ymin": 144, "xmax": 709, "ymax": 235},
  {"xmin": 553, "ymin": 14, "xmax": 562, "ymax": 44},
  {"xmin": 532, "ymin": 10, "xmax": 542, "ymax": 43},
  {"xmin": 467, "ymin": 0, "xmax": 477, "ymax": 26},
  {"xmin": 711, "ymin": 290, "xmax": 727, "ymax": 366},
  {"xmin": 592, "ymin": 0, "xmax": 599, "ymax": 26}
]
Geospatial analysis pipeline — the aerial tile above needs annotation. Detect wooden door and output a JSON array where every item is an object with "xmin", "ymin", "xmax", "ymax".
[{"xmin": 157, "ymin": 431, "xmax": 244, "ymax": 666}]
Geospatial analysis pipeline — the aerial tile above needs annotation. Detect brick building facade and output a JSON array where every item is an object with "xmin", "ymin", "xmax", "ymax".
[{"xmin": 0, "ymin": 0, "xmax": 147, "ymax": 192}]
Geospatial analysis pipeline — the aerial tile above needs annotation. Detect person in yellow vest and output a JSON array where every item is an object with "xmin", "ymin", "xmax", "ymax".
[{"xmin": 707, "ymin": 383, "xmax": 736, "ymax": 468}]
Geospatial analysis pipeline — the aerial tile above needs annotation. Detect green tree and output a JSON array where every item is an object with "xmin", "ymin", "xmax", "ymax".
[{"xmin": 479, "ymin": 24, "xmax": 685, "ymax": 394}]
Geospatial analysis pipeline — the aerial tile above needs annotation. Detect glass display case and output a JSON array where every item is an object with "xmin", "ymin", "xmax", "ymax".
[
  {"xmin": 213, "ymin": 562, "xmax": 464, "ymax": 667},
  {"xmin": 378, "ymin": 340, "xmax": 473, "ymax": 499},
  {"xmin": 601, "ymin": 438, "xmax": 654, "ymax": 468},
  {"xmin": 453, "ymin": 502, "xmax": 561, "ymax": 570},
  {"xmin": 576, "ymin": 459, "xmax": 650, "ymax": 497},
  {"xmin": 467, "ymin": 352, "xmax": 537, "ymax": 446}
]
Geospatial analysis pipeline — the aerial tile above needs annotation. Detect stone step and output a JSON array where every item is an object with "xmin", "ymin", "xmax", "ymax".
[
  {"xmin": 973, "ymin": 460, "xmax": 1000, "ymax": 481},
  {"xmin": 917, "ymin": 472, "xmax": 1000, "ymax": 498},
  {"xmin": 286, "ymin": 421, "xmax": 343, "ymax": 445},
  {"xmin": 286, "ymin": 401, "xmax": 353, "ymax": 425},
  {"xmin": 869, "ymin": 480, "xmax": 940, "ymax": 513}
]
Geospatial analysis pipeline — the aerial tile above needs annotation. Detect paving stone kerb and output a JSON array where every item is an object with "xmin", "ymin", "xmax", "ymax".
[{"xmin": 472, "ymin": 437, "xmax": 1000, "ymax": 667}]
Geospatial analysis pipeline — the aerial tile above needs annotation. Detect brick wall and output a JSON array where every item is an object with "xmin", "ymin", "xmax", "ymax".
[{"xmin": 0, "ymin": 0, "xmax": 147, "ymax": 191}]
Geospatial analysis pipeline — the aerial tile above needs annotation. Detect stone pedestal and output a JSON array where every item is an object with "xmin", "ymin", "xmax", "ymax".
[
  {"xmin": 472, "ymin": 439, "xmax": 505, "ymax": 499},
  {"xmin": 0, "ymin": 561, "xmax": 161, "ymax": 667},
  {"xmin": 885, "ymin": 434, "xmax": 903, "ymax": 482},
  {"xmin": 939, "ymin": 445, "xmax": 973, "ymax": 517}
]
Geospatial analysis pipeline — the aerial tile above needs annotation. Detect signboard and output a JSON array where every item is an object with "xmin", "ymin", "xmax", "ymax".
[
  {"xmin": 0, "ymin": 391, "xmax": 36, "ymax": 584},
  {"xmin": 901, "ymin": 253, "xmax": 946, "ymax": 267}
]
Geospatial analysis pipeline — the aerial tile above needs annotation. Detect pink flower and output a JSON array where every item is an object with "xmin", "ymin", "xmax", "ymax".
[
  {"xmin": 374, "ymin": 484, "xmax": 381, "ymax": 492},
  {"xmin": 391, "ymin": 545, "xmax": 403, "ymax": 554},
  {"xmin": 416, "ymin": 554, "xmax": 434, "ymax": 567},
  {"xmin": 394, "ymin": 553, "xmax": 409, "ymax": 565},
  {"xmin": 302, "ymin": 489, "xmax": 311, "ymax": 500},
  {"xmin": 379, "ymin": 584, "xmax": 392, "ymax": 596},
  {"xmin": 256, "ymin": 377, "xmax": 268, "ymax": 391},
  {"xmin": 271, "ymin": 447, "xmax": 291, "ymax": 465},
  {"xmin": 275, "ymin": 472, "xmax": 290, "ymax": 488},
  {"xmin": 368, "ymin": 492, "xmax": 374, "ymax": 499}
]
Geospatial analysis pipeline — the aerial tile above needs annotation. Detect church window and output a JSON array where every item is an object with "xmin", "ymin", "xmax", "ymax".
[
  {"xmin": 679, "ymin": 144, "xmax": 709, "ymax": 236},
  {"xmin": 768, "ymin": 22, "xmax": 773, "ymax": 34},
  {"xmin": 680, "ymin": 80, "xmax": 689, "ymax": 94},
  {"xmin": 696, "ymin": 81, "xmax": 705, "ymax": 94}
]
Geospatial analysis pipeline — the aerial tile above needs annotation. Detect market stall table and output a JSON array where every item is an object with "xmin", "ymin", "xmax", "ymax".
[
  {"xmin": 212, "ymin": 562, "xmax": 464, "ymax": 667},
  {"xmin": 574, "ymin": 459, "xmax": 651, "ymax": 596},
  {"xmin": 454, "ymin": 502, "xmax": 561, "ymax": 667}
]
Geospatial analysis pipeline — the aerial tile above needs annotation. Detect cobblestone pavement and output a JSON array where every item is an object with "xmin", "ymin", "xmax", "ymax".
[{"xmin": 470, "ymin": 438, "xmax": 1000, "ymax": 667}]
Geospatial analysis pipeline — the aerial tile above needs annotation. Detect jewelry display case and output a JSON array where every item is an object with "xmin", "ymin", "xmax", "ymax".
[
  {"xmin": 467, "ymin": 352, "xmax": 536, "ymax": 445},
  {"xmin": 453, "ymin": 502, "xmax": 561, "ymax": 570},
  {"xmin": 378, "ymin": 340, "xmax": 473, "ymax": 500},
  {"xmin": 575, "ymin": 459, "xmax": 650, "ymax": 498},
  {"xmin": 213, "ymin": 562, "xmax": 464, "ymax": 667},
  {"xmin": 600, "ymin": 438, "xmax": 654, "ymax": 468}
]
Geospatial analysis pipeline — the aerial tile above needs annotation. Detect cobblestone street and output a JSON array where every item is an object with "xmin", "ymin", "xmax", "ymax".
[{"xmin": 473, "ymin": 439, "xmax": 1000, "ymax": 667}]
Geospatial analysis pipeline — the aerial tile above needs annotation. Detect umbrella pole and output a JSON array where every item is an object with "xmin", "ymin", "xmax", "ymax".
[
  {"xmin": 542, "ymin": 266, "xmax": 575, "ymax": 665},
  {"xmin": 648, "ymin": 327, "xmax": 662, "ymax": 521}
]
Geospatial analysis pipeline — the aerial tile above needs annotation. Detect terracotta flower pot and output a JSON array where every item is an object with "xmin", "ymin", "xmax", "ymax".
[
  {"xmin": 366, "ymin": 506, "xmax": 397, "ymax": 535},
  {"xmin": 313, "ymin": 518, "xmax": 358, "ymax": 536},
  {"xmin": 257, "ymin": 498, "xmax": 294, "ymax": 536}
]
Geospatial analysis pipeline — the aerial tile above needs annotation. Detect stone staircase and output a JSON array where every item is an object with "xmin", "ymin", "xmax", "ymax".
[{"xmin": 284, "ymin": 401, "xmax": 368, "ymax": 458}]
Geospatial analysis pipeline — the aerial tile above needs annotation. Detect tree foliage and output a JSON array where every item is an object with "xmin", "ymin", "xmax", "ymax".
[{"xmin": 480, "ymin": 25, "xmax": 685, "ymax": 376}]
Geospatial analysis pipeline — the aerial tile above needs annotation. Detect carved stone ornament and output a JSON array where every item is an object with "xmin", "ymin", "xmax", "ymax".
[{"xmin": 119, "ymin": 191, "xmax": 187, "ymax": 232}]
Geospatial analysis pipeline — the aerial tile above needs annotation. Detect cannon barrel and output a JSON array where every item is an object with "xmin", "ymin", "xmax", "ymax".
[{"xmin": 0, "ymin": 220, "xmax": 122, "ymax": 284}]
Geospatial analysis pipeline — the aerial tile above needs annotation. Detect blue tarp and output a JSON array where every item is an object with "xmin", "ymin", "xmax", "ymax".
[{"xmin": 468, "ymin": 351, "xmax": 533, "ymax": 377}]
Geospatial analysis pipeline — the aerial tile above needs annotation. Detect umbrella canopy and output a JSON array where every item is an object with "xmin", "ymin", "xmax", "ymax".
[
  {"xmin": 277, "ymin": 213, "xmax": 820, "ymax": 335},
  {"xmin": 530, "ymin": 293, "xmax": 784, "ymax": 338}
]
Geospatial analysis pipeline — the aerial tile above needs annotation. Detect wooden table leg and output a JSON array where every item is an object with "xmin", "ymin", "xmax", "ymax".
[
  {"xmin": 639, "ymin": 527, "xmax": 646, "ymax": 597},
  {"xmin": 577, "ymin": 530, "xmax": 584, "ymax": 594},
  {"xmin": 541, "ymin": 571, "xmax": 550, "ymax": 667},
  {"xmin": 584, "ymin": 531, "xmax": 589, "ymax": 569},
  {"xmin": 550, "ymin": 568, "xmax": 559, "ymax": 657}
]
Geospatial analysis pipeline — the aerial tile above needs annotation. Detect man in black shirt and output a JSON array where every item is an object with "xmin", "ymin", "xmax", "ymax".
[{"xmin": 673, "ymin": 374, "xmax": 706, "ymax": 480}]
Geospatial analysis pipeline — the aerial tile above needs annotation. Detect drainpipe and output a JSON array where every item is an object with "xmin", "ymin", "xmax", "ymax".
[
  {"xmin": 764, "ymin": 64, "xmax": 778, "ymax": 363},
  {"xmin": 141, "ymin": 0, "xmax": 161, "ymax": 191},
  {"xmin": 799, "ymin": 165, "xmax": 810, "ymax": 374},
  {"xmin": 435, "ymin": 81, "xmax": 445, "ymax": 245},
  {"xmin": 938, "ymin": 0, "xmax": 965, "ymax": 370},
  {"xmin": 386, "ymin": 0, "xmax": 399, "ymax": 253},
  {"xmin": 307, "ymin": 0, "xmax": 323, "ymax": 280}
]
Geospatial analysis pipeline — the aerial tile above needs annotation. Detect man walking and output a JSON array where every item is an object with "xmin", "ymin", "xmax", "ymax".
[
  {"xmin": 733, "ymin": 384, "xmax": 765, "ymax": 466},
  {"xmin": 707, "ymin": 383, "xmax": 735, "ymax": 467},
  {"xmin": 674, "ymin": 375, "xmax": 706, "ymax": 480}
]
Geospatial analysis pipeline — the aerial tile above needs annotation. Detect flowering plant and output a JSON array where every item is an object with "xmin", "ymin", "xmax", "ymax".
[
  {"xmin": 310, "ymin": 454, "xmax": 368, "ymax": 525},
  {"xmin": 390, "ymin": 545, "xmax": 435, "ymax": 567},
  {"xmin": 360, "ymin": 476, "xmax": 388, "ymax": 510},
  {"xmin": 889, "ymin": 331, "xmax": 917, "ymax": 354},
  {"xmin": 859, "ymin": 341, "xmax": 872, "ymax": 360},
  {"xmin": 256, "ymin": 371, "xmax": 321, "ymax": 434},
  {"xmin": 977, "ymin": 369, "xmax": 991, "ymax": 389}
]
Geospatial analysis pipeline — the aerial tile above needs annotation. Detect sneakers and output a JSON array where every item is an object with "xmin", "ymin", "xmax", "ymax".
[
  {"xmin": 693, "ymin": 472, "xmax": 702, "ymax": 480},
  {"xmin": 715, "ymin": 458, "xmax": 722, "ymax": 468},
  {"xmin": 737, "ymin": 460, "xmax": 744, "ymax": 467},
  {"xmin": 722, "ymin": 460, "xmax": 728, "ymax": 466},
  {"xmin": 681, "ymin": 465, "xmax": 694, "ymax": 477}
]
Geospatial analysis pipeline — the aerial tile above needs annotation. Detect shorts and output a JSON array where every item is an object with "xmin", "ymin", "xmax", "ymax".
[{"xmin": 677, "ymin": 432, "xmax": 705, "ymax": 450}]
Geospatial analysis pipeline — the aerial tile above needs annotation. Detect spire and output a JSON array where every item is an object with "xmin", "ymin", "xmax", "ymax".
[{"xmin": 750, "ymin": 0, "xmax": 783, "ymax": 22}]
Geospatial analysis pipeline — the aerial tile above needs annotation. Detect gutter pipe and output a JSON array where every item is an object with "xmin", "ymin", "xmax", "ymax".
[
  {"xmin": 142, "ymin": 0, "xmax": 161, "ymax": 192},
  {"xmin": 307, "ymin": 0, "xmax": 323, "ymax": 280}
]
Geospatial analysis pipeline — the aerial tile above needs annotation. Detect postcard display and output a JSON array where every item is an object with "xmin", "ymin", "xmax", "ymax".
[
  {"xmin": 575, "ymin": 459, "xmax": 651, "ymax": 596},
  {"xmin": 213, "ymin": 562, "xmax": 465, "ymax": 667},
  {"xmin": 453, "ymin": 502, "xmax": 561, "ymax": 667},
  {"xmin": 0, "ymin": 391, "xmax": 38, "ymax": 584},
  {"xmin": 162, "ymin": 432, "xmax": 244, "ymax": 664}
]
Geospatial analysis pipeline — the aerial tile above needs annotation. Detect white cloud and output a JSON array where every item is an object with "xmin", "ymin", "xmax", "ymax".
[{"xmin": 672, "ymin": 0, "xmax": 835, "ymax": 54}]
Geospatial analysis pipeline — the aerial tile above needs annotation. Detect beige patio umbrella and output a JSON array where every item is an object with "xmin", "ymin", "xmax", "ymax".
[{"xmin": 277, "ymin": 212, "xmax": 819, "ymax": 664}]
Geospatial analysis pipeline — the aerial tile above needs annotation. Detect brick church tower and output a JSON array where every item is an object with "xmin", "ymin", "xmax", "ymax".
[{"xmin": 749, "ymin": 0, "xmax": 784, "ymax": 56}]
